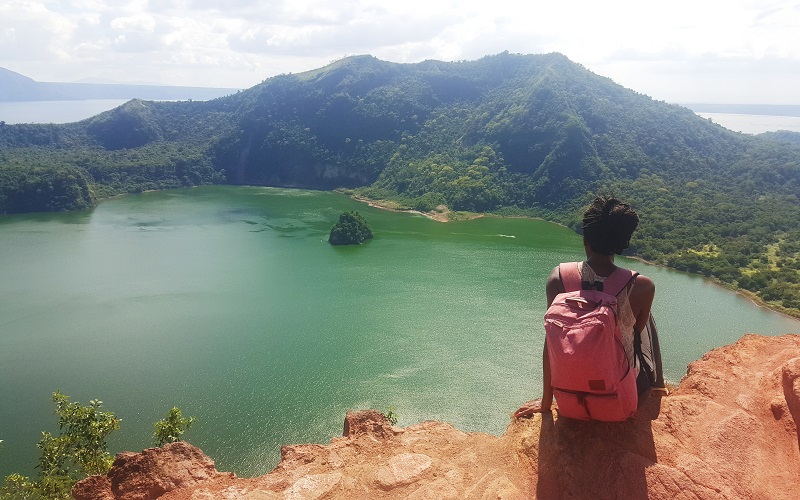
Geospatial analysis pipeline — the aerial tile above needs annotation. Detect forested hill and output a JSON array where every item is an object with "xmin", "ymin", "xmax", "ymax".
[{"xmin": 1, "ymin": 52, "xmax": 799, "ymax": 315}]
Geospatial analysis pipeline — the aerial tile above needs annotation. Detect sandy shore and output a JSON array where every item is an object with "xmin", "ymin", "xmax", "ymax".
[{"xmin": 350, "ymin": 194, "xmax": 483, "ymax": 223}]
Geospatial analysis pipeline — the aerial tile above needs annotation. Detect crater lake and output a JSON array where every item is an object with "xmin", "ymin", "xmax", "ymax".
[{"xmin": 1, "ymin": 186, "xmax": 798, "ymax": 478}]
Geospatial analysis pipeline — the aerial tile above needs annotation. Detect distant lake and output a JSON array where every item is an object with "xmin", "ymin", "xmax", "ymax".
[
  {"xmin": 0, "ymin": 99, "xmax": 134, "ymax": 124},
  {"xmin": 695, "ymin": 112, "xmax": 800, "ymax": 134},
  {"xmin": 1, "ymin": 186, "xmax": 798, "ymax": 479}
]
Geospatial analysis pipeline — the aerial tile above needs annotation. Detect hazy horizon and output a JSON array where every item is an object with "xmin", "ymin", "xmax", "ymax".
[
  {"xmin": 4, "ymin": 58, "xmax": 800, "ymax": 110},
  {"xmin": 1, "ymin": 1, "xmax": 799, "ymax": 105}
]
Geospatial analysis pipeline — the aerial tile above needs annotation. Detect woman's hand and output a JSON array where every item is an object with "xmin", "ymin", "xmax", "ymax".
[{"xmin": 514, "ymin": 398, "xmax": 551, "ymax": 419}]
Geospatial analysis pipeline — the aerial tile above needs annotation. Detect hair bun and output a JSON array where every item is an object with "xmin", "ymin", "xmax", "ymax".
[{"xmin": 601, "ymin": 199, "xmax": 617, "ymax": 218}]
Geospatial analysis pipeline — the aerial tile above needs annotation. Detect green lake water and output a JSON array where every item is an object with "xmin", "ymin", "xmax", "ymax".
[{"xmin": 1, "ymin": 186, "xmax": 798, "ymax": 478}]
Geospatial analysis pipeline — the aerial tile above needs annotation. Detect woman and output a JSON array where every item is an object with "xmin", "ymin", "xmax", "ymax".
[{"xmin": 515, "ymin": 196, "xmax": 657, "ymax": 418}]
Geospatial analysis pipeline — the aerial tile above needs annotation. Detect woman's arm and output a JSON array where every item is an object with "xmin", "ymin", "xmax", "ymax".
[
  {"xmin": 539, "ymin": 341, "xmax": 554, "ymax": 410},
  {"xmin": 629, "ymin": 274, "xmax": 656, "ymax": 333},
  {"xmin": 514, "ymin": 342, "xmax": 554, "ymax": 418},
  {"xmin": 514, "ymin": 266, "xmax": 562, "ymax": 418},
  {"xmin": 545, "ymin": 265, "xmax": 565, "ymax": 306}
]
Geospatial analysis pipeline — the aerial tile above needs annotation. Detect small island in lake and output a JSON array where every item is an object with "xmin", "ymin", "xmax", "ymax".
[{"xmin": 329, "ymin": 211, "xmax": 373, "ymax": 245}]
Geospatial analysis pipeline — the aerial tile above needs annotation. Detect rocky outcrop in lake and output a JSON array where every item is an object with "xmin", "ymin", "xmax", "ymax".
[{"xmin": 74, "ymin": 334, "xmax": 800, "ymax": 499}]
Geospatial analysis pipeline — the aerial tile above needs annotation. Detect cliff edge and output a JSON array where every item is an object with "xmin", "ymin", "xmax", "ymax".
[{"xmin": 74, "ymin": 334, "xmax": 800, "ymax": 499}]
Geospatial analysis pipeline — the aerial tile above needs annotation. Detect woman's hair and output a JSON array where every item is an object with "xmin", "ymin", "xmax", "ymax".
[{"xmin": 582, "ymin": 196, "xmax": 639, "ymax": 255}]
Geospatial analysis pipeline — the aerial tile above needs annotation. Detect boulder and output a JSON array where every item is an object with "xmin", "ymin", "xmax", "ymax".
[{"xmin": 73, "ymin": 442, "xmax": 233, "ymax": 500}]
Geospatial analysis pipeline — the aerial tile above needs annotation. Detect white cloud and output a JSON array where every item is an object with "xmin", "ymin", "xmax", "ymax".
[
  {"xmin": 0, "ymin": 0, "xmax": 799, "ymax": 102},
  {"xmin": 0, "ymin": 1, "xmax": 77, "ymax": 61},
  {"xmin": 2, "ymin": 27, "xmax": 16, "ymax": 43},
  {"xmin": 110, "ymin": 14, "xmax": 156, "ymax": 33}
]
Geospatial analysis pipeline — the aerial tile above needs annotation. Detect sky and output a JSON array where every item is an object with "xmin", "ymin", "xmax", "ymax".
[{"xmin": 1, "ymin": 0, "xmax": 799, "ymax": 104}]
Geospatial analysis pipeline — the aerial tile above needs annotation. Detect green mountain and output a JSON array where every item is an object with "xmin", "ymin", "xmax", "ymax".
[{"xmin": 1, "ymin": 52, "xmax": 799, "ymax": 314}]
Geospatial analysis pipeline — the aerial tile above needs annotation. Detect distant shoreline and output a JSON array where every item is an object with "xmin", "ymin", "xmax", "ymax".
[
  {"xmin": 682, "ymin": 103, "xmax": 800, "ymax": 117},
  {"xmin": 352, "ymin": 192, "xmax": 800, "ymax": 322},
  {"xmin": 623, "ymin": 254, "xmax": 800, "ymax": 321}
]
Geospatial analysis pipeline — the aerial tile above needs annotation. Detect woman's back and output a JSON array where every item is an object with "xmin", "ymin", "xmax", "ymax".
[{"xmin": 515, "ymin": 196, "xmax": 658, "ymax": 420}]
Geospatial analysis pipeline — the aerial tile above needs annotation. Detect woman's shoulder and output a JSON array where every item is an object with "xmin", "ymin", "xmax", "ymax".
[
  {"xmin": 632, "ymin": 272, "xmax": 654, "ymax": 287},
  {"xmin": 631, "ymin": 273, "xmax": 655, "ymax": 297},
  {"xmin": 546, "ymin": 266, "xmax": 562, "ymax": 288}
]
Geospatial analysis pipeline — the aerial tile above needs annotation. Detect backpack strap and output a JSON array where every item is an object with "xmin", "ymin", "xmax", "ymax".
[
  {"xmin": 558, "ymin": 262, "xmax": 637, "ymax": 295},
  {"xmin": 602, "ymin": 267, "xmax": 638, "ymax": 297},
  {"xmin": 558, "ymin": 262, "xmax": 583, "ymax": 292}
]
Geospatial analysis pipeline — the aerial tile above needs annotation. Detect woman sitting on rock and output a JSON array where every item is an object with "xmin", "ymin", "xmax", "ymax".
[{"xmin": 515, "ymin": 195, "xmax": 662, "ymax": 419}]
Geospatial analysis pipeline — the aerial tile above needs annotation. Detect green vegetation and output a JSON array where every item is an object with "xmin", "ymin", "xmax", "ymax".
[
  {"xmin": 0, "ymin": 165, "xmax": 95, "ymax": 213},
  {"xmin": 384, "ymin": 407, "xmax": 399, "ymax": 426},
  {"xmin": 0, "ymin": 394, "xmax": 195, "ymax": 500},
  {"xmin": 153, "ymin": 407, "xmax": 196, "ymax": 447},
  {"xmin": 759, "ymin": 130, "xmax": 800, "ymax": 145},
  {"xmin": 329, "ymin": 211, "xmax": 374, "ymax": 245},
  {"xmin": 0, "ymin": 392, "xmax": 120, "ymax": 499},
  {"xmin": 1, "ymin": 52, "xmax": 799, "ymax": 315}
]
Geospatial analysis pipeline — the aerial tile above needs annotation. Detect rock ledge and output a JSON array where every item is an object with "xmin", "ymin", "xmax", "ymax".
[{"xmin": 75, "ymin": 334, "xmax": 800, "ymax": 499}]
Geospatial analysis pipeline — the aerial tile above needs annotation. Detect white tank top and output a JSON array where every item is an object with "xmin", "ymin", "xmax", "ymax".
[{"xmin": 579, "ymin": 262, "xmax": 637, "ymax": 370}]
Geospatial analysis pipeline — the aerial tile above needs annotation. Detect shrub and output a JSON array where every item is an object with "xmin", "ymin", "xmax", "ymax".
[{"xmin": 153, "ymin": 407, "xmax": 196, "ymax": 446}]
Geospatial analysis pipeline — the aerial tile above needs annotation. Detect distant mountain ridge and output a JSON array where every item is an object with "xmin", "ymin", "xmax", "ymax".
[
  {"xmin": 684, "ymin": 103, "xmax": 800, "ymax": 117},
  {"xmin": 0, "ymin": 52, "xmax": 799, "ymax": 316},
  {"xmin": 0, "ymin": 67, "xmax": 238, "ymax": 101}
]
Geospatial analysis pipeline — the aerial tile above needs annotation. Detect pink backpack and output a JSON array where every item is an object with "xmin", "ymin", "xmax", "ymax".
[{"xmin": 544, "ymin": 262, "xmax": 639, "ymax": 421}]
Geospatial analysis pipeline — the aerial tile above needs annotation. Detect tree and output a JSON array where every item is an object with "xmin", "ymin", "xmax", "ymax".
[
  {"xmin": 153, "ymin": 407, "xmax": 196, "ymax": 446},
  {"xmin": 329, "ymin": 211, "xmax": 374, "ymax": 245},
  {"xmin": 0, "ymin": 392, "xmax": 121, "ymax": 500}
]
